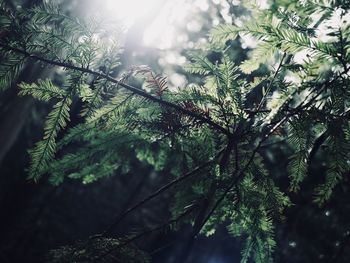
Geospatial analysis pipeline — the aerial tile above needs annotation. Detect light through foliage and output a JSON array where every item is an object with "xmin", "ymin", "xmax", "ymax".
[{"xmin": 0, "ymin": 0, "xmax": 349, "ymax": 262}]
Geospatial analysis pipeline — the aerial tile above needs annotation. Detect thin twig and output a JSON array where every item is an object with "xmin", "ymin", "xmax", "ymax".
[
  {"xmin": 97, "ymin": 206, "xmax": 196, "ymax": 261},
  {"xmin": 102, "ymin": 149, "xmax": 224, "ymax": 235},
  {"xmin": 256, "ymin": 52, "xmax": 287, "ymax": 113}
]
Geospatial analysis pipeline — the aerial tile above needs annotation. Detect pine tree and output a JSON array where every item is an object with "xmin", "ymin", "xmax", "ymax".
[{"xmin": 0, "ymin": 0, "xmax": 349, "ymax": 262}]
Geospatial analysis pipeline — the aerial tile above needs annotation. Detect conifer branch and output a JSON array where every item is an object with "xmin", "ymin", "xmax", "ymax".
[
  {"xmin": 195, "ymin": 115, "xmax": 289, "ymax": 237},
  {"xmin": 0, "ymin": 43, "xmax": 232, "ymax": 136},
  {"xmin": 2, "ymin": 2, "xmax": 350, "ymax": 261}
]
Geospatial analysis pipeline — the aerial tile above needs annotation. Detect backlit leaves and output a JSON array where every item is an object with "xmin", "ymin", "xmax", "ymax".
[{"xmin": 28, "ymin": 97, "xmax": 72, "ymax": 181}]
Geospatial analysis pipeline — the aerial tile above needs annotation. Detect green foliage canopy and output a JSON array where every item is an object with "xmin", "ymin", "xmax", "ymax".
[{"xmin": 0, "ymin": 0, "xmax": 349, "ymax": 262}]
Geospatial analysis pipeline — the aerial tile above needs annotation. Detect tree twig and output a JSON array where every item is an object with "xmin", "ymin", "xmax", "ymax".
[
  {"xmin": 255, "ymin": 52, "xmax": 286, "ymax": 113},
  {"xmin": 102, "ymin": 149, "xmax": 224, "ymax": 236},
  {"xmin": 97, "ymin": 206, "xmax": 196, "ymax": 261}
]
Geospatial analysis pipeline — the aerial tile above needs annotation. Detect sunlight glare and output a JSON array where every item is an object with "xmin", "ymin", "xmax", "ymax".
[
  {"xmin": 104, "ymin": 0, "xmax": 160, "ymax": 26},
  {"xmin": 100, "ymin": 0, "xmax": 215, "ymax": 50},
  {"xmin": 142, "ymin": 0, "xmax": 190, "ymax": 49}
]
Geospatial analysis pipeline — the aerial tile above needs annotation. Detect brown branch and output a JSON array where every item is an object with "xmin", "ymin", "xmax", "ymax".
[
  {"xmin": 102, "ymin": 149, "xmax": 224, "ymax": 236},
  {"xmin": 194, "ymin": 115, "xmax": 289, "ymax": 239},
  {"xmin": 0, "ymin": 43, "xmax": 232, "ymax": 136},
  {"xmin": 97, "ymin": 206, "xmax": 196, "ymax": 261},
  {"xmin": 118, "ymin": 207, "xmax": 195, "ymax": 249},
  {"xmin": 177, "ymin": 138, "xmax": 236, "ymax": 262}
]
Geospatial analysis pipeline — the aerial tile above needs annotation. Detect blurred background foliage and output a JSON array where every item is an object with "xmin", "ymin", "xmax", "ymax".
[{"xmin": 0, "ymin": 0, "xmax": 349, "ymax": 262}]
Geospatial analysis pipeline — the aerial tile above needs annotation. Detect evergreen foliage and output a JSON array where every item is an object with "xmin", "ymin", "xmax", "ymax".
[{"xmin": 0, "ymin": 0, "xmax": 349, "ymax": 262}]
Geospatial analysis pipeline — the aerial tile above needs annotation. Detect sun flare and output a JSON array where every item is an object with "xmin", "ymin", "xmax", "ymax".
[{"xmin": 104, "ymin": 0, "xmax": 161, "ymax": 26}]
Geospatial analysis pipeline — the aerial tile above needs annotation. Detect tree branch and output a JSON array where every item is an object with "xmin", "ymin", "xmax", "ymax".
[
  {"xmin": 96, "ymin": 206, "xmax": 196, "ymax": 261},
  {"xmin": 194, "ymin": 115, "xmax": 289, "ymax": 239},
  {"xmin": 102, "ymin": 149, "xmax": 224, "ymax": 236},
  {"xmin": 255, "ymin": 52, "xmax": 286, "ymax": 113},
  {"xmin": 0, "ymin": 43, "xmax": 233, "ymax": 136}
]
